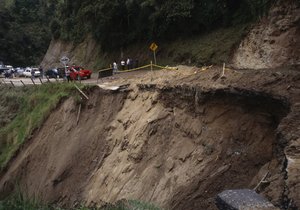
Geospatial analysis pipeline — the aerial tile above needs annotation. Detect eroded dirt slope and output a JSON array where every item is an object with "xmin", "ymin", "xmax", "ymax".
[
  {"xmin": 0, "ymin": 66, "xmax": 299, "ymax": 210},
  {"xmin": 232, "ymin": 0, "xmax": 300, "ymax": 69}
]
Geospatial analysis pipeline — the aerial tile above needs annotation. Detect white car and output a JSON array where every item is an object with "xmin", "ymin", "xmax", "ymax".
[
  {"xmin": 24, "ymin": 68, "xmax": 41, "ymax": 78},
  {"xmin": 15, "ymin": 67, "xmax": 25, "ymax": 77}
]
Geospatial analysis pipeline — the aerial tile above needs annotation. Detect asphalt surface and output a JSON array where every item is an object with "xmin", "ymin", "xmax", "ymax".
[{"xmin": 0, "ymin": 68, "xmax": 156, "ymax": 87}]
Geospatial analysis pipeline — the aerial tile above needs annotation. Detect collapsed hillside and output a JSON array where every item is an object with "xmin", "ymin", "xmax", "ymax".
[{"xmin": 0, "ymin": 66, "xmax": 299, "ymax": 210}]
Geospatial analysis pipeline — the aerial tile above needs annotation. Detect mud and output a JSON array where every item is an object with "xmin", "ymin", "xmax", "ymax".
[{"xmin": 0, "ymin": 66, "xmax": 299, "ymax": 210}]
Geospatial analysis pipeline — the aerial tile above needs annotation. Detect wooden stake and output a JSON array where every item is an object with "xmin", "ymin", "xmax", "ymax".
[
  {"xmin": 74, "ymin": 84, "xmax": 89, "ymax": 100},
  {"xmin": 20, "ymin": 80, "xmax": 26, "ymax": 87},
  {"xmin": 76, "ymin": 104, "xmax": 82, "ymax": 125},
  {"xmin": 150, "ymin": 61, "xmax": 153, "ymax": 81},
  {"xmin": 221, "ymin": 63, "xmax": 226, "ymax": 78},
  {"xmin": 31, "ymin": 78, "xmax": 36, "ymax": 85}
]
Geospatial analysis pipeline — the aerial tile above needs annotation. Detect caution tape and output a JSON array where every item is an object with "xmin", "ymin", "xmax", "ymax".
[
  {"xmin": 197, "ymin": 65, "xmax": 242, "ymax": 74},
  {"xmin": 225, "ymin": 68, "xmax": 242, "ymax": 74},
  {"xmin": 152, "ymin": 64, "xmax": 178, "ymax": 70},
  {"xmin": 98, "ymin": 67, "xmax": 112, "ymax": 73},
  {"xmin": 199, "ymin": 65, "xmax": 213, "ymax": 72},
  {"xmin": 97, "ymin": 63, "xmax": 179, "ymax": 74},
  {"xmin": 118, "ymin": 64, "xmax": 152, "ymax": 73},
  {"xmin": 97, "ymin": 63, "xmax": 242, "ymax": 76}
]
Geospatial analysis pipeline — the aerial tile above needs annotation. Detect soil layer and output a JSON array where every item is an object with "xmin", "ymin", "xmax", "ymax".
[{"xmin": 0, "ymin": 65, "xmax": 299, "ymax": 210}]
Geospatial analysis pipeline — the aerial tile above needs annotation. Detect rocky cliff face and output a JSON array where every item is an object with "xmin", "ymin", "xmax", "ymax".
[
  {"xmin": 41, "ymin": 35, "xmax": 101, "ymax": 70},
  {"xmin": 231, "ymin": 0, "xmax": 300, "ymax": 69}
]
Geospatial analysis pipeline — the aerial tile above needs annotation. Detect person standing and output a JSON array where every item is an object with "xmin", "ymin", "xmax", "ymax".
[
  {"xmin": 39, "ymin": 66, "xmax": 43, "ymax": 78},
  {"xmin": 121, "ymin": 60, "xmax": 125, "ymax": 70},
  {"xmin": 66, "ymin": 68, "xmax": 71, "ymax": 82},
  {"xmin": 113, "ymin": 62, "xmax": 118, "ymax": 74},
  {"xmin": 31, "ymin": 68, "xmax": 35, "ymax": 80},
  {"xmin": 126, "ymin": 58, "xmax": 131, "ymax": 70},
  {"xmin": 4, "ymin": 70, "xmax": 9, "ymax": 79}
]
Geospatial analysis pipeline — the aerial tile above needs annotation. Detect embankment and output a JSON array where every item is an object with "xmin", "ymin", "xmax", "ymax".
[{"xmin": 1, "ymin": 75, "xmax": 298, "ymax": 209}]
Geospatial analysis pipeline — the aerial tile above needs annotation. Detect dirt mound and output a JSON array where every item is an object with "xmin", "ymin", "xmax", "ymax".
[
  {"xmin": 231, "ymin": 0, "xmax": 300, "ymax": 69},
  {"xmin": 0, "ymin": 66, "xmax": 299, "ymax": 210}
]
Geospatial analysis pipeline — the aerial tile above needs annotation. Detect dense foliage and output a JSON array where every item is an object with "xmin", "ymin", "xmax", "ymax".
[
  {"xmin": 0, "ymin": 0, "xmax": 61, "ymax": 66},
  {"xmin": 54, "ymin": 0, "xmax": 273, "ymax": 50},
  {"xmin": 0, "ymin": 0, "xmax": 273, "ymax": 65}
]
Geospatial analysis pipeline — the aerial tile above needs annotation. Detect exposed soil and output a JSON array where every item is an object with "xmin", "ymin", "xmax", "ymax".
[
  {"xmin": 0, "ymin": 65, "xmax": 299, "ymax": 210},
  {"xmin": 232, "ymin": 0, "xmax": 300, "ymax": 69}
]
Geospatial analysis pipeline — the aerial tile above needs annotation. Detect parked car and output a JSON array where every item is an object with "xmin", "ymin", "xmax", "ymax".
[
  {"xmin": 23, "ymin": 68, "xmax": 41, "ymax": 78},
  {"xmin": 45, "ymin": 68, "xmax": 59, "ymax": 78},
  {"xmin": 2, "ymin": 65, "xmax": 14, "ymax": 78},
  {"xmin": 46, "ymin": 68, "xmax": 67, "ymax": 78},
  {"xmin": 15, "ymin": 67, "xmax": 25, "ymax": 77},
  {"xmin": 0, "ymin": 62, "xmax": 8, "ymax": 76},
  {"xmin": 69, "ymin": 66, "xmax": 92, "ymax": 80}
]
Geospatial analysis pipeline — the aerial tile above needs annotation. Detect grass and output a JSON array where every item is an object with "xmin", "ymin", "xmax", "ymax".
[
  {"xmin": 0, "ymin": 191, "xmax": 52, "ymax": 210},
  {"xmin": 157, "ymin": 24, "xmax": 250, "ymax": 66},
  {"xmin": 0, "ymin": 83, "xmax": 82, "ymax": 169},
  {"xmin": 0, "ymin": 83, "xmax": 163, "ymax": 210},
  {"xmin": 0, "ymin": 192, "xmax": 162, "ymax": 210},
  {"xmin": 102, "ymin": 200, "xmax": 162, "ymax": 210}
]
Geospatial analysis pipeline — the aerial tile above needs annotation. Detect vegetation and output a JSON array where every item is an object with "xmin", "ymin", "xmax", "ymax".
[
  {"xmin": 0, "ymin": 192, "xmax": 161, "ymax": 210},
  {"xmin": 0, "ymin": 83, "xmax": 79, "ymax": 169},
  {"xmin": 0, "ymin": 0, "xmax": 61, "ymax": 66},
  {"xmin": 0, "ymin": 82, "xmax": 162, "ymax": 209},
  {"xmin": 0, "ymin": 0, "xmax": 274, "ymax": 66},
  {"xmin": 54, "ymin": 0, "xmax": 273, "ymax": 50}
]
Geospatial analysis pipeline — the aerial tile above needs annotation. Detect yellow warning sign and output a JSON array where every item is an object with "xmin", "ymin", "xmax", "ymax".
[{"xmin": 149, "ymin": 42, "xmax": 158, "ymax": 51}]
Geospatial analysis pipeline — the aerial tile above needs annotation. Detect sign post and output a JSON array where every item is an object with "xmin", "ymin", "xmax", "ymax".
[
  {"xmin": 60, "ymin": 56, "xmax": 70, "ymax": 80},
  {"xmin": 149, "ymin": 42, "xmax": 158, "ymax": 65}
]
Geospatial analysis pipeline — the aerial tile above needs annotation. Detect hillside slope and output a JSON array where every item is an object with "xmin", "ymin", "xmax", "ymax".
[
  {"xmin": 41, "ymin": 0, "xmax": 299, "ymax": 71},
  {"xmin": 232, "ymin": 0, "xmax": 300, "ymax": 69},
  {"xmin": 41, "ymin": 26, "xmax": 247, "ymax": 71},
  {"xmin": 0, "ymin": 66, "xmax": 299, "ymax": 210}
]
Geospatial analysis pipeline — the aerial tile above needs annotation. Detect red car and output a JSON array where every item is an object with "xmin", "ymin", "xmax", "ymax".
[{"xmin": 69, "ymin": 66, "xmax": 92, "ymax": 80}]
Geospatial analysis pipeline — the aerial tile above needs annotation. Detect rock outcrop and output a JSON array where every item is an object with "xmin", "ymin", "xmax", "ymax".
[
  {"xmin": 41, "ymin": 35, "xmax": 100, "ymax": 70},
  {"xmin": 232, "ymin": 0, "xmax": 300, "ymax": 69}
]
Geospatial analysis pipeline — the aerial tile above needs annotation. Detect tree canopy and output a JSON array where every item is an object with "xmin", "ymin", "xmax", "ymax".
[
  {"xmin": 54, "ymin": 0, "xmax": 272, "ymax": 50},
  {"xmin": 0, "ymin": 0, "xmax": 273, "ymax": 65},
  {"xmin": 0, "ymin": 0, "xmax": 61, "ymax": 66}
]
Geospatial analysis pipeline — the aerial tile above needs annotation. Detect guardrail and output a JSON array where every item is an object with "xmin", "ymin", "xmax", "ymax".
[{"xmin": 0, "ymin": 76, "xmax": 72, "ymax": 87}]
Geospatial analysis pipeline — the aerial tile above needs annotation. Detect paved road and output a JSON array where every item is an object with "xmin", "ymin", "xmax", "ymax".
[
  {"xmin": 0, "ymin": 76, "xmax": 102, "ymax": 87},
  {"xmin": 0, "ymin": 68, "xmax": 155, "ymax": 87}
]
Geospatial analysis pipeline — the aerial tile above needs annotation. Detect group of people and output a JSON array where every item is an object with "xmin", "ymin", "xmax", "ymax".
[
  {"xmin": 4, "ymin": 69, "xmax": 15, "ymax": 79},
  {"xmin": 112, "ymin": 58, "xmax": 139, "ymax": 73}
]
